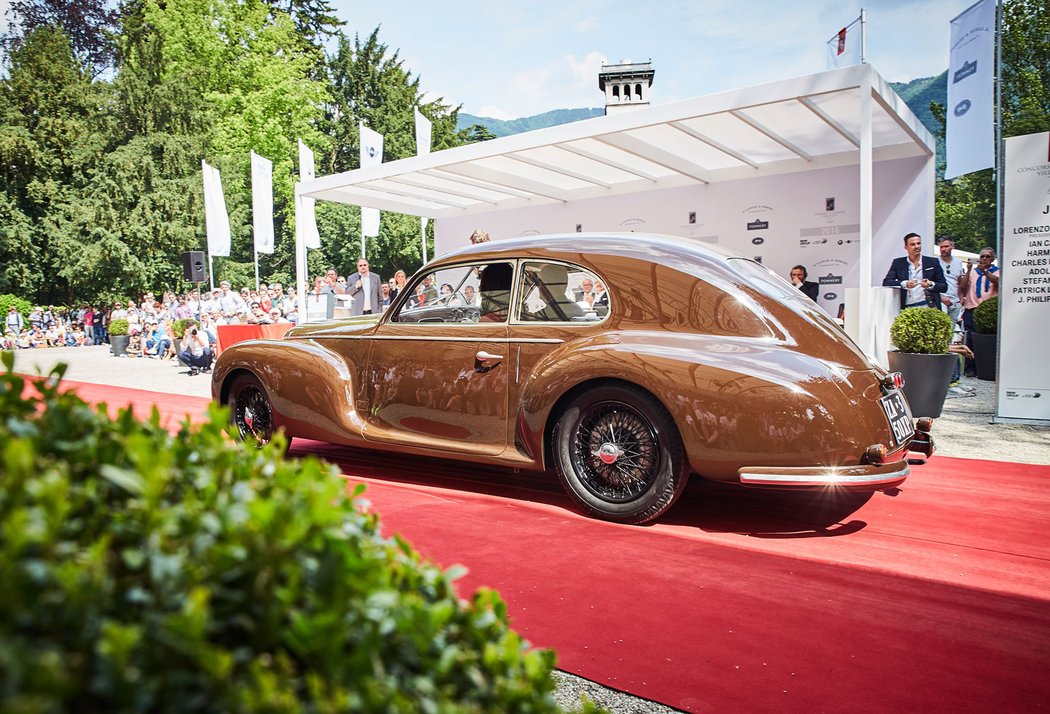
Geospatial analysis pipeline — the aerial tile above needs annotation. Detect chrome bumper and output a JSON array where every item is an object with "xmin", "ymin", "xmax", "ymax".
[{"xmin": 738, "ymin": 460, "xmax": 910, "ymax": 490}]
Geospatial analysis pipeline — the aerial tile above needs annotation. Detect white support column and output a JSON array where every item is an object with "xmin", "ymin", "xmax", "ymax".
[{"xmin": 858, "ymin": 69, "xmax": 875, "ymax": 358}]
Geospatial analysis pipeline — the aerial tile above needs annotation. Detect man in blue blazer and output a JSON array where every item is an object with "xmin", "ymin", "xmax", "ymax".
[{"xmin": 882, "ymin": 233, "xmax": 947, "ymax": 309}]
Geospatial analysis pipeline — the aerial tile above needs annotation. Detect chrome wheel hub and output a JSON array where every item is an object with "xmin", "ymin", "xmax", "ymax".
[{"xmin": 595, "ymin": 442, "xmax": 621, "ymax": 464}]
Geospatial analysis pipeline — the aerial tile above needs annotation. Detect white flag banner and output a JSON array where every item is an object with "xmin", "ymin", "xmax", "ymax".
[
  {"xmin": 360, "ymin": 122, "xmax": 384, "ymax": 238},
  {"xmin": 826, "ymin": 15, "xmax": 861, "ymax": 69},
  {"xmin": 945, "ymin": 0, "xmax": 995, "ymax": 180},
  {"xmin": 415, "ymin": 108, "xmax": 432, "ymax": 263},
  {"xmin": 251, "ymin": 151, "xmax": 274, "ymax": 254},
  {"xmin": 202, "ymin": 160, "xmax": 230, "ymax": 257},
  {"xmin": 297, "ymin": 139, "xmax": 321, "ymax": 249}
]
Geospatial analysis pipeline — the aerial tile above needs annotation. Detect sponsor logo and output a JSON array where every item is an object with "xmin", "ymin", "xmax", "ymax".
[
  {"xmin": 954, "ymin": 99, "xmax": 972, "ymax": 117},
  {"xmin": 751, "ymin": 236, "xmax": 765, "ymax": 245},
  {"xmin": 823, "ymin": 292, "xmax": 838, "ymax": 301},
  {"xmin": 575, "ymin": 224, "xmax": 582, "ymax": 233},
  {"xmin": 753, "ymin": 256, "xmax": 763, "ymax": 263},
  {"xmin": 519, "ymin": 229, "xmax": 541, "ymax": 236},
  {"xmin": 815, "ymin": 258, "xmax": 848, "ymax": 268},
  {"xmin": 747, "ymin": 219, "xmax": 769, "ymax": 231},
  {"xmin": 688, "ymin": 212, "xmax": 696, "ymax": 224},
  {"xmin": 825, "ymin": 197, "xmax": 835, "ymax": 212},
  {"xmin": 742, "ymin": 205, "xmax": 773, "ymax": 214},
  {"xmin": 953, "ymin": 60, "xmax": 977, "ymax": 84},
  {"xmin": 1005, "ymin": 390, "xmax": 1043, "ymax": 399},
  {"xmin": 818, "ymin": 273, "xmax": 843, "ymax": 285},
  {"xmin": 366, "ymin": 145, "xmax": 378, "ymax": 158},
  {"xmin": 837, "ymin": 238, "xmax": 857, "ymax": 245},
  {"xmin": 620, "ymin": 218, "xmax": 645, "ymax": 227},
  {"xmin": 800, "ymin": 239, "xmax": 829, "ymax": 247}
]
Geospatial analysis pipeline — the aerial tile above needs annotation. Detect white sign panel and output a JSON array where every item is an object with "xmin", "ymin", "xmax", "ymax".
[
  {"xmin": 297, "ymin": 140, "xmax": 321, "ymax": 249},
  {"xmin": 826, "ymin": 16, "xmax": 861, "ymax": 69},
  {"xmin": 945, "ymin": 0, "xmax": 995, "ymax": 180},
  {"xmin": 998, "ymin": 132, "xmax": 1050, "ymax": 423}
]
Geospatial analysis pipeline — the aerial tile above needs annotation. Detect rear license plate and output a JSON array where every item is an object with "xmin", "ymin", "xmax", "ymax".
[{"xmin": 880, "ymin": 391, "xmax": 913, "ymax": 446}]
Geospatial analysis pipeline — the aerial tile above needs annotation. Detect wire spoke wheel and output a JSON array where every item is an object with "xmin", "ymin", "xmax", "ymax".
[
  {"xmin": 553, "ymin": 384, "xmax": 688, "ymax": 525},
  {"xmin": 232, "ymin": 377, "xmax": 274, "ymax": 446},
  {"xmin": 571, "ymin": 401, "xmax": 660, "ymax": 502}
]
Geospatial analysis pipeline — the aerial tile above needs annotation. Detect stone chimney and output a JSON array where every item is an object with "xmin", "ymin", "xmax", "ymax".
[{"xmin": 598, "ymin": 59, "xmax": 654, "ymax": 115}]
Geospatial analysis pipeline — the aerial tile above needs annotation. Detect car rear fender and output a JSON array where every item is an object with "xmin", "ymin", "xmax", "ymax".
[
  {"xmin": 516, "ymin": 332, "xmax": 889, "ymax": 479},
  {"xmin": 214, "ymin": 339, "xmax": 368, "ymax": 444}
]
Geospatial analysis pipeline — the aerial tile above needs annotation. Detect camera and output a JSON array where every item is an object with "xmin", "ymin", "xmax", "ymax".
[{"xmin": 191, "ymin": 328, "xmax": 198, "ymax": 336}]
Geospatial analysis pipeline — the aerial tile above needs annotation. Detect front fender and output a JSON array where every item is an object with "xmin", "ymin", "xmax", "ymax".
[
  {"xmin": 213, "ymin": 338, "xmax": 368, "ymax": 444},
  {"xmin": 516, "ymin": 332, "xmax": 891, "ymax": 481}
]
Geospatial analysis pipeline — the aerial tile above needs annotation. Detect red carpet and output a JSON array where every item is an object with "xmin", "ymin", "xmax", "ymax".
[{"xmin": 38, "ymin": 379, "xmax": 1050, "ymax": 712}]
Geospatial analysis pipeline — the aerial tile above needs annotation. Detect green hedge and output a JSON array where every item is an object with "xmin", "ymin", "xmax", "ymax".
[
  {"xmin": 889, "ymin": 307, "xmax": 953, "ymax": 354},
  {"xmin": 0, "ymin": 353, "xmax": 573, "ymax": 713},
  {"xmin": 0, "ymin": 294, "xmax": 33, "ymax": 323}
]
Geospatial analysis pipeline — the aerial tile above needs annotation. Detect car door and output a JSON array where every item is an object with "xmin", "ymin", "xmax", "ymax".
[{"xmin": 361, "ymin": 261, "xmax": 512, "ymax": 456}]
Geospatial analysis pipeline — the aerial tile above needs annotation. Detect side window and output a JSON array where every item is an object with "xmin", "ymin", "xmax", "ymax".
[
  {"xmin": 390, "ymin": 262, "xmax": 512, "ymax": 324},
  {"xmin": 517, "ymin": 262, "xmax": 606, "ymax": 323}
]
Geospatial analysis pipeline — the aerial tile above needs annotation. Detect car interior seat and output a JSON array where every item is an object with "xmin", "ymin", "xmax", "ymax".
[{"xmin": 528, "ymin": 264, "xmax": 585, "ymax": 322}]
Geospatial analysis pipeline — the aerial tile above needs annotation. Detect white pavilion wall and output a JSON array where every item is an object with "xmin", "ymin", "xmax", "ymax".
[{"xmin": 435, "ymin": 156, "xmax": 930, "ymax": 316}]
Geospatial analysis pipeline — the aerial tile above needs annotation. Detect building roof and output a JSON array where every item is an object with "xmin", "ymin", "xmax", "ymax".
[{"xmin": 299, "ymin": 64, "xmax": 933, "ymax": 221}]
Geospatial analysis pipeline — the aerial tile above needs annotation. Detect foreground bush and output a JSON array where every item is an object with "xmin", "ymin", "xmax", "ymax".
[{"xmin": 0, "ymin": 353, "xmax": 564, "ymax": 713}]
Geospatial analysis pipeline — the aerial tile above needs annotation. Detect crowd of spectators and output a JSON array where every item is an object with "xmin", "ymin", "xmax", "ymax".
[{"xmin": 2, "ymin": 282, "xmax": 301, "ymax": 372}]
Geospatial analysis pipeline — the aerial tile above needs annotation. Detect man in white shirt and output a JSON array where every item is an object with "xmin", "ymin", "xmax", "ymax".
[{"xmin": 936, "ymin": 237, "xmax": 965, "ymax": 323}]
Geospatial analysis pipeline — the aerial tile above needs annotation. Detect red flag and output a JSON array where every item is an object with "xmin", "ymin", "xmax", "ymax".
[{"xmin": 837, "ymin": 28, "xmax": 847, "ymax": 56}]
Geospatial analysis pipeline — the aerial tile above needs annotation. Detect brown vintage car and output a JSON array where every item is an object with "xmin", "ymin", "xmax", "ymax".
[{"xmin": 212, "ymin": 234, "xmax": 933, "ymax": 524}]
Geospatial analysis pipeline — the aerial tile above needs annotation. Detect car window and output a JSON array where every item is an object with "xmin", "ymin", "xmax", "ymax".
[
  {"xmin": 516, "ymin": 262, "xmax": 606, "ymax": 323},
  {"xmin": 389, "ymin": 262, "xmax": 512, "ymax": 324}
]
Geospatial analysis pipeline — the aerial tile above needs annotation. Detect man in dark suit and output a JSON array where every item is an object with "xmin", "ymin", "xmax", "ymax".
[
  {"xmin": 347, "ymin": 258, "xmax": 383, "ymax": 315},
  {"xmin": 789, "ymin": 265, "xmax": 820, "ymax": 302},
  {"xmin": 882, "ymin": 232, "xmax": 947, "ymax": 309}
]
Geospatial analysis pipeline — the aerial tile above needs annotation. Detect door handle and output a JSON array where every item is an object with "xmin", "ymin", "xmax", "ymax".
[{"xmin": 474, "ymin": 350, "xmax": 503, "ymax": 373}]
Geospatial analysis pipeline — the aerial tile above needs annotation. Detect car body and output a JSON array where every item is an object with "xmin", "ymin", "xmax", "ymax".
[{"xmin": 213, "ymin": 233, "xmax": 933, "ymax": 524}]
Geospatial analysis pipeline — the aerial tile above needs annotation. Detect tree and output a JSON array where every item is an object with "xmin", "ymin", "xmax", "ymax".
[
  {"xmin": 316, "ymin": 28, "xmax": 460, "ymax": 279},
  {"xmin": 0, "ymin": 0, "xmax": 119, "ymax": 76}
]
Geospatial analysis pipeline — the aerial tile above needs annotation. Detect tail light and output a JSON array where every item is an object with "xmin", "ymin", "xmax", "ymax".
[
  {"xmin": 881, "ymin": 372, "xmax": 905, "ymax": 391},
  {"xmin": 916, "ymin": 417, "xmax": 933, "ymax": 433},
  {"xmin": 864, "ymin": 443, "xmax": 888, "ymax": 464}
]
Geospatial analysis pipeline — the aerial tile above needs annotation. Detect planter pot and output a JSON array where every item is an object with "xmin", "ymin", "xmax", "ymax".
[
  {"xmin": 971, "ymin": 332, "xmax": 997, "ymax": 381},
  {"xmin": 887, "ymin": 351, "xmax": 956, "ymax": 418},
  {"xmin": 110, "ymin": 334, "xmax": 130, "ymax": 357}
]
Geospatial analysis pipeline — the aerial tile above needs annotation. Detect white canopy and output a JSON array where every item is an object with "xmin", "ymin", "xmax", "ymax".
[{"xmin": 299, "ymin": 64, "xmax": 933, "ymax": 218}]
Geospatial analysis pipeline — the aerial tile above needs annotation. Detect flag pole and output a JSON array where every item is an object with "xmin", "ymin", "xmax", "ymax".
[{"xmin": 860, "ymin": 8, "xmax": 867, "ymax": 63}]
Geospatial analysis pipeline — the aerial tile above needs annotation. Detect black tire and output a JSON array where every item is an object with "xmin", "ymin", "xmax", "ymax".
[
  {"xmin": 228, "ymin": 373, "xmax": 279, "ymax": 448},
  {"xmin": 552, "ymin": 384, "xmax": 688, "ymax": 525}
]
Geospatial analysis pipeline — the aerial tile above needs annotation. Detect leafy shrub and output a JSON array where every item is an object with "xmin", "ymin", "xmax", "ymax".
[
  {"xmin": 973, "ymin": 296, "xmax": 998, "ymax": 334},
  {"xmin": 172, "ymin": 318, "xmax": 199, "ymax": 337},
  {"xmin": 0, "ymin": 294, "xmax": 32, "ymax": 322},
  {"xmin": 890, "ymin": 307, "xmax": 953, "ymax": 354},
  {"xmin": 108, "ymin": 317, "xmax": 130, "ymax": 336},
  {"xmin": 0, "ymin": 354, "xmax": 565, "ymax": 713}
]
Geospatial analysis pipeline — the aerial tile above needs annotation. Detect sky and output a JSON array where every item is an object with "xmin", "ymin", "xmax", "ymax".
[{"xmin": 330, "ymin": 0, "xmax": 978, "ymax": 119}]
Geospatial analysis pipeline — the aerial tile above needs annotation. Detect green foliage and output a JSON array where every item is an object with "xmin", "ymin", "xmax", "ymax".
[
  {"xmin": 890, "ymin": 307, "xmax": 953, "ymax": 354},
  {"xmin": 108, "ymin": 318, "xmax": 130, "ymax": 336},
  {"xmin": 0, "ymin": 356, "xmax": 563, "ymax": 712},
  {"xmin": 0, "ymin": 294, "xmax": 33, "ymax": 321},
  {"xmin": 973, "ymin": 295, "xmax": 999, "ymax": 334},
  {"xmin": 172, "ymin": 318, "xmax": 198, "ymax": 336}
]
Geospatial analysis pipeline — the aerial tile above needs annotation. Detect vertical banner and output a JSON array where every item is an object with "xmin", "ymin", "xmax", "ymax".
[
  {"xmin": 997, "ymin": 132, "xmax": 1050, "ymax": 423},
  {"xmin": 945, "ymin": 0, "xmax": 995, "ymax": 180},
  {"xmin": 297, "ymin": 140, "xmax": 321, "ymax": 249},
  {"xmin": 415, "ymin": 108, "xmax": 432, "ymax": 264},
  {"xmin": 201, "ymin": 161, "xmax": 230, "ymax": 257},
  {"xmin": 826, "ymin": 14, "xmax": 862, "ymax": 69},
  {"xmin": 359, "ymin": 123, "xmax": 384, "ymax": 239},
  {"xmin": 251, "ymin": 151, "xmax": 274, "ymax": 254}
]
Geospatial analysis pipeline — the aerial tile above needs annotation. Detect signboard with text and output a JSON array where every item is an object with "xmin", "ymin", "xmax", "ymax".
[{"xmin": 998, "ymin": 132, "xmax": 1050, "ymax": 423}]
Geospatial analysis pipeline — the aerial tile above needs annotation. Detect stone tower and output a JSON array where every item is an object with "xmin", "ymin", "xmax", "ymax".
[{"xmin": 598, "ymin": 60, "xmax": 654, "ymax": 115}]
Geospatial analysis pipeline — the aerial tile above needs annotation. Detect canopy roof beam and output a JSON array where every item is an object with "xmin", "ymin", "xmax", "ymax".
[
  {"xmin": 555, "ymin": 143, "xmax": 662, "ymax": 182},
  {"xmin": 594, "ymin": 133, "xmax": 712, "ymax": 184},
  {"xmin": 729, "ymin": 109, "xmax": 814, "ymax": 162}
]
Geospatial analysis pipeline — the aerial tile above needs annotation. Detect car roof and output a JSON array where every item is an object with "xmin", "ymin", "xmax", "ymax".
[{"xmin": 431, "ymin": 233, "xmax": 745, "ymax": 272}]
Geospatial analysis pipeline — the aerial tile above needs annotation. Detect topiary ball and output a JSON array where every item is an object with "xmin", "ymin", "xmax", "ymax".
[
  {"xmin": 889, "ymin": 307, "xmax": 953, "ymax": 354},
  {"xmin": 972, "ymin": 296, "xmax": 998, "ymax": 335}
]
